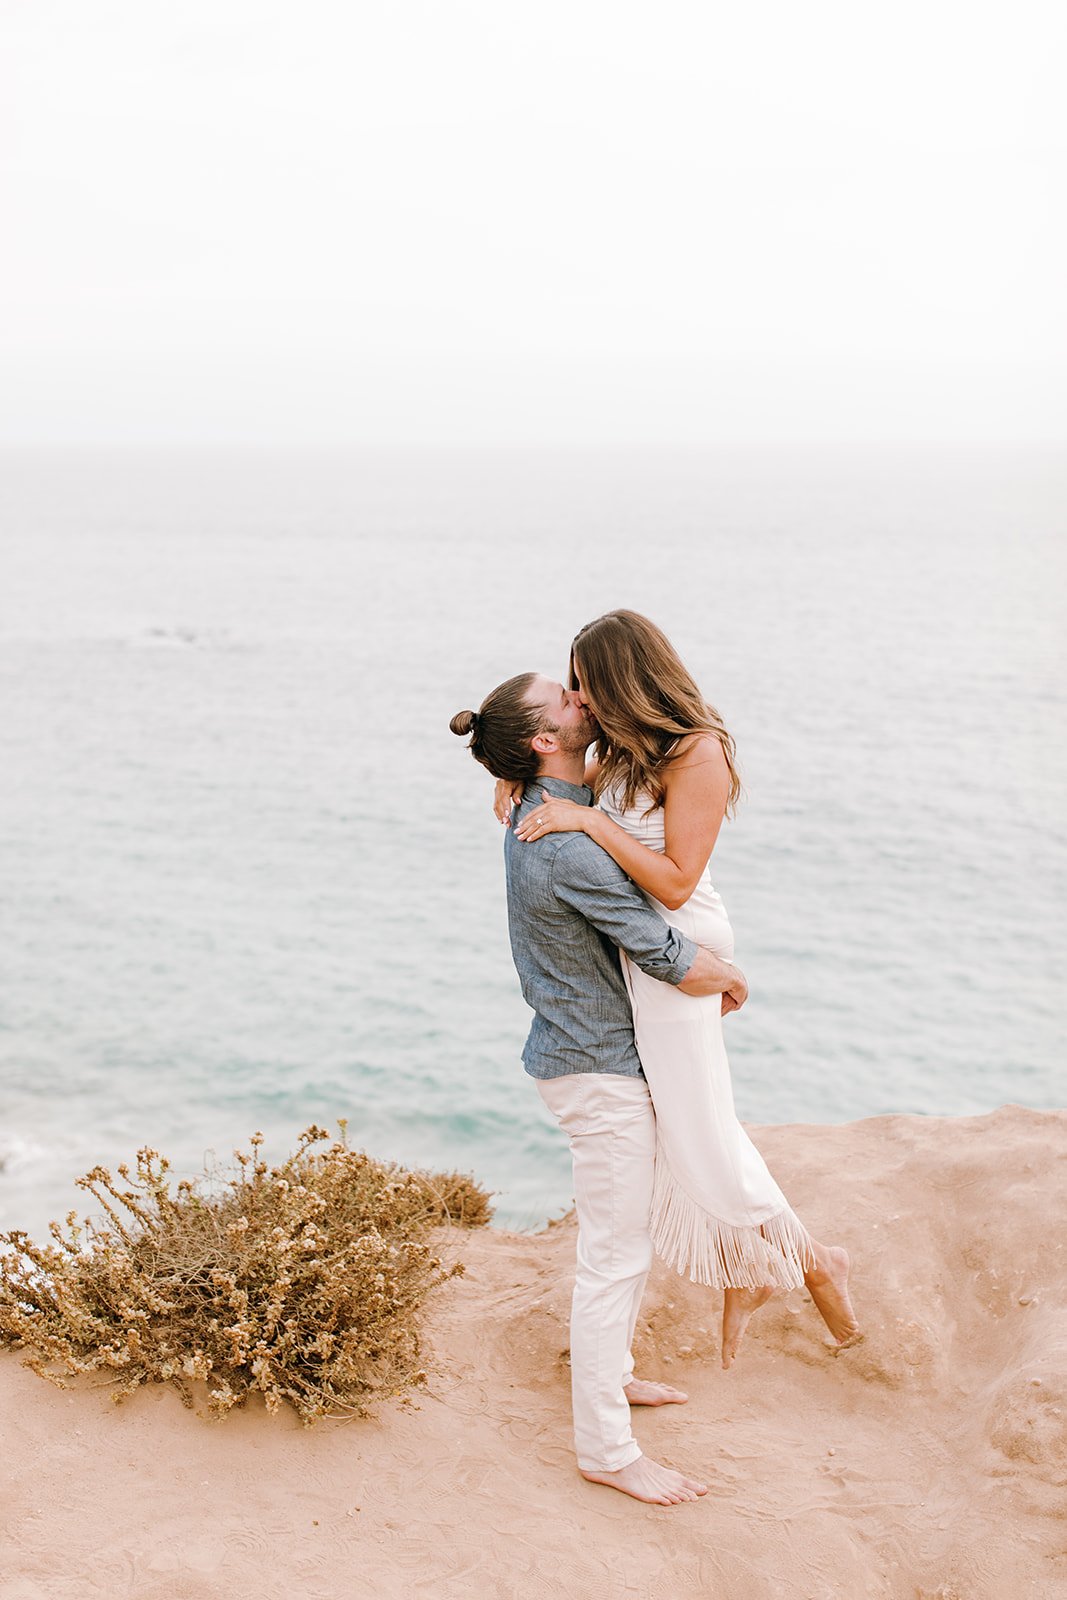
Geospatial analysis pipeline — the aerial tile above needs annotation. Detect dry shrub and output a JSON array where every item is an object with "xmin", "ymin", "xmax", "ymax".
[{"xmin": 0, "ymin": 1123, "xmax": 492, "ymax": 1424}]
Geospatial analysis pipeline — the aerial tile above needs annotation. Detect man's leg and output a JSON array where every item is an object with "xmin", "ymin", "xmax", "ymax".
[
  {"xmin": 536, "ymin": 1072, "xmax": 656, "ymax": 1471},
  {"xmin": 537, "ymin": 1074, "xmax": 707, "ymax": 1503}
]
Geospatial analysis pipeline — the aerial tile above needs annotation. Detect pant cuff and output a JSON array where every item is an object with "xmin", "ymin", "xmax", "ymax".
[{"xmin": 577, "ymin": 1444, "xmax": 642, "ymax": 1474}]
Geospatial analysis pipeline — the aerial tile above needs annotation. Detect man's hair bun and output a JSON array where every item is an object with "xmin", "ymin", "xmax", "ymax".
[{"xmin": 448, "ymin": 672, "xmax": 539, "ymax": 783}]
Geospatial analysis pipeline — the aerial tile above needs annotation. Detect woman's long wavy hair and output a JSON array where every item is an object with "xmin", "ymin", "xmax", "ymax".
[{"xmin": 570, "ymin": 611, "xmax": 742, "ymax": 815}]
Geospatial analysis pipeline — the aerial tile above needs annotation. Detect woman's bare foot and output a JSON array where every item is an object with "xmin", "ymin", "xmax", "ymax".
[
  {"xmin": 623, "ymin": 1377, "xmax": 688, "ymax": 1406},
  {"xmin": 721, "ymin": 1284, "xmax": 776, "ymax": 1369},
  {"xmin": 580, "ymin": 1454, "xmax": 707, "ymax": 1505},
  {"xmin": 805, "ymin": 1245, "xmax": 862, "ymax": 1346}
]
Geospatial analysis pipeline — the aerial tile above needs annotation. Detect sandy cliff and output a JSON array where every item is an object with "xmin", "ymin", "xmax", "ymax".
[{"xmin": 2, "ymin": 1106, "xmax": 1064, "ymax": 1600}]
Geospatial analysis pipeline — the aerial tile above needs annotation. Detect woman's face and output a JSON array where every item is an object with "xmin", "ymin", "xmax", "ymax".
[{"xmin": 570, "ymin": 656, "xmax": 598, "ymax": 719}]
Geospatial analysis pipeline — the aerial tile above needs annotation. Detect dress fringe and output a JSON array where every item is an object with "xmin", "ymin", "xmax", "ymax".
[{"xmin": 649, "ymin": 1155, "xmax": 816, "ymax": 1291}]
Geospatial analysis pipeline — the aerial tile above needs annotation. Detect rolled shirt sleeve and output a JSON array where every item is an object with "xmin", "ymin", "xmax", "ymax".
[{"xmin": 551, "ymin": 837, "xmax": 698, "ymax": 985}]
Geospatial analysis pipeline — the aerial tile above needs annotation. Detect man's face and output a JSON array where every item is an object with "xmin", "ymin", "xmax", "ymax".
[{"xmin": 526, "ymin": 675, "xmax": 595, "ymax": 755}]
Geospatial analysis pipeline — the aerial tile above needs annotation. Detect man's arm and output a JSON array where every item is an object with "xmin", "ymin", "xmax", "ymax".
[{"xmin": 552, "ymin": 838, "xmax": 748, "ymax": 1009}]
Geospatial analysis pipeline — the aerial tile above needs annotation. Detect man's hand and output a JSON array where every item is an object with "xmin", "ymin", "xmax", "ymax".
[
  {"xmin": 721, "ymin": 968, "xmax": 749, "ymax": 1016},
  {"xmin": 677, "ymin": 947, "xmax": 748, "ymax": 1007}
]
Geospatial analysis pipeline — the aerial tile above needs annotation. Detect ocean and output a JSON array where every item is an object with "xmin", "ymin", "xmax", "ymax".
[{"xmin": 1, "ymin": 445, "xmax": 1064, "ymax": 1236}]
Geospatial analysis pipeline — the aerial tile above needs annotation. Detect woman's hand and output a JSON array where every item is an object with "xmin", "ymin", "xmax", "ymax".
[
  {"xmin": 493, "ymin": 778, "xmax": 523, "ymax": 825},
  {"xmin": 513, "ymin": 793, "xmax": 593, "ymax": 841}
]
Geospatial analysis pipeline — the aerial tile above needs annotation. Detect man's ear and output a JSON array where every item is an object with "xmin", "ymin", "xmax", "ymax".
[{"xmin": 531, "ymin": 731, "xmax": 556, "ymax": 755}]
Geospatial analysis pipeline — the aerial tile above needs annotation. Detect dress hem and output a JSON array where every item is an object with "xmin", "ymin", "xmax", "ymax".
[{"xmin": 649, "ymin": 1156, "xmax": 816, "ymax": 1290}]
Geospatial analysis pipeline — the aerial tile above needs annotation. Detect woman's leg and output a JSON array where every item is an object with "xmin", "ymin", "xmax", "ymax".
[
  {"xmin": 801, "ymin": 1238, "xmax": 861, "ymax": 1344},
  {"xmin": 721, "ymin": 1284, "xmax": 778, "ymax": 1370},
  {"xmin": 721, "ymin": 1234, "xmax": 860, "ymax": 1368}
]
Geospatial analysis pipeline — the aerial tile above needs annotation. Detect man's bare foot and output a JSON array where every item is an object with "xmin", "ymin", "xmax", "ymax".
[
  {"xmin": 721, "ymin": 1284, "xmax": 776, "ymax": 1370},
  {"xmin": 580, "ymin": 1453, "xmax": 707, "ymax": 1506},
  {"xmin": 623, "ymin": 1377, "xmax": 688, "ymax": 1406},
  {"xmin": 805, "ymin": 1245, "xmax": 862, "ymax": 1346}
]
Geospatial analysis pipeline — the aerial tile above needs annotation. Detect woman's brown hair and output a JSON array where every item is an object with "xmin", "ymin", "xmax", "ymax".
[
  {"xmin": 569, "ymin": 610, "xmax": 741, "ymax": 814},
  {"xmin": 449, "ymin": 672, "xmax": 544, "ymax": 785}
]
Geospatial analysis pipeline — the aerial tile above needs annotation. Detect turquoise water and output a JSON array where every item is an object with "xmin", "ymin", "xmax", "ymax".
[{"xmin": 1, "ymin": 446, "xmax": 1064, "ymax": 1236}]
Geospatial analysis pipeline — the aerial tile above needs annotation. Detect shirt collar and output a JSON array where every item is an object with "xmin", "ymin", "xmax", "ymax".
[{"xmin": 522, "ymin": 774, "xmax": 593, "ymax": 808}]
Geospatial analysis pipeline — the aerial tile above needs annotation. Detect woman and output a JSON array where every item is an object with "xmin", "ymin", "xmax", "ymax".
[{"xmin": 499, "ymin": 610, "xmax": 860, "ymax": 1367}]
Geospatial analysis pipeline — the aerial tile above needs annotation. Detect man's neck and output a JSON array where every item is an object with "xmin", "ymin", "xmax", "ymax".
[{"xmin": 536, "ymin": 754, "xmax": 587, "ymax": 787}]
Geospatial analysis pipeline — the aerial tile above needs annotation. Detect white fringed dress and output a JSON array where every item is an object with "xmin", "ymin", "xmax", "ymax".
[{"xmin": 601, "ymin": 782, "xmax": 815, "ymax": 1290}]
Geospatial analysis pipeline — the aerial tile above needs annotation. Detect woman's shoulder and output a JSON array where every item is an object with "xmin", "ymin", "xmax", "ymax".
[
  {"xmin": 659, "ymin": 734, "xmax": 729, "ymax": 809},
  {"xmin": 663, "ymin": 731, "xmax": 726, "ymax": 769}
]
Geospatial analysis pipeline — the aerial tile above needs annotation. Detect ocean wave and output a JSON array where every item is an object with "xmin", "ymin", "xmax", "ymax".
[{"xmin": 133, "ymin": 626, "xmax": 237, "ymax": 650}]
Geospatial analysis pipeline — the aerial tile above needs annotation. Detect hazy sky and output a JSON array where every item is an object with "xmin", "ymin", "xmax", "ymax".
[{"xmin": 3, "ymin": 1, "xmax": 1065, "ymax": 445}]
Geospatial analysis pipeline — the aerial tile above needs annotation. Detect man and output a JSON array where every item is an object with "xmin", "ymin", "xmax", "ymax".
[{"xmin": 449, "ymin": 672, "xmax": 748, "ymax": 1506}]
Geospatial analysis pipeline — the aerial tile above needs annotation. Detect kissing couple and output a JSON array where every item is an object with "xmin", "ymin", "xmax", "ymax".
[{"xmin": 450, "ymin": 610, "xmax": 860, "ymax": 1507}]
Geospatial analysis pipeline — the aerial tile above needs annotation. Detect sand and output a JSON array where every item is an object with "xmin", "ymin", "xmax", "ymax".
[{"xmin": 1, "ymin": 1104, "xmax": 1065, "ymax": 1600}]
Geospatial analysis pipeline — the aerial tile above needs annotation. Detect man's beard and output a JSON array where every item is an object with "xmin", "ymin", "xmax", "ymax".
[{"xmin": 543, "ymin": 716, "xmax": 597, "ymax": 756}]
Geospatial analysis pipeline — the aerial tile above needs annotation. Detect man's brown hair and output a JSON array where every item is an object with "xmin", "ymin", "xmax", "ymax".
[{"xmin": 449, "ymin": 672, "xmax": 545, "ymax": 785}]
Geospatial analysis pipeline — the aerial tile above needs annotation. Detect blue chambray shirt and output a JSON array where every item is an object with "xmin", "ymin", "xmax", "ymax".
[{"xmin": 503, "ymin": 775, "xmax": 699, "ymax": 1080}]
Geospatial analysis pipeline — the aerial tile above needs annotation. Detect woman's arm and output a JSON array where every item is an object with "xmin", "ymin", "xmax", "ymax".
[
  {"xmin": 514, "ymin": 735, "xmax": 730, "ymax": 910},
  {"xmin": 494, "ymin": 754, "xmax": 600, "ymax": 825},
  {"xmin": 591, "ymin": 736, "xmax": 728, "ymax": 908}
]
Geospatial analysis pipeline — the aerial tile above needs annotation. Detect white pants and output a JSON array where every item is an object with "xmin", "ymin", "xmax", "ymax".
[{"xmin": 536, "ymin": 1072, "xmax": 656, "ymax": 1473}]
